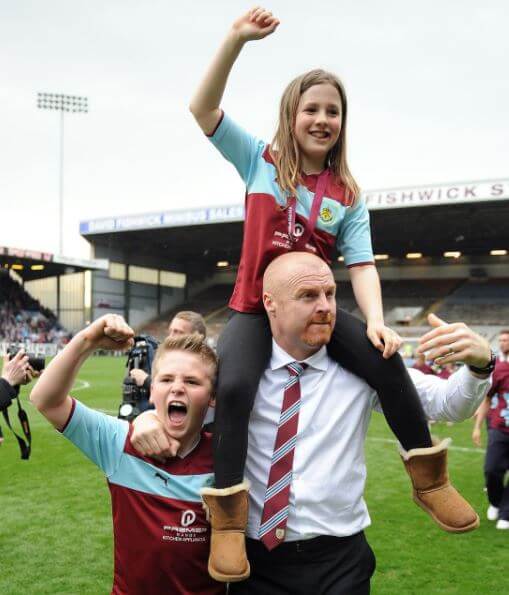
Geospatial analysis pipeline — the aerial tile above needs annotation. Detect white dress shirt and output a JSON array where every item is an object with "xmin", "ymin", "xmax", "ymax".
[{"xmin": 245, "ymin": 340, "xmax": 490, "ymax": 541}]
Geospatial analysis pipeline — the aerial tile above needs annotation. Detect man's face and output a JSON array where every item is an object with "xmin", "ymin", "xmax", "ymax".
[
  {"xmin": 499, "ymin": 333, "xmax": 509, "ymax": 355},
  {"xmin": 265, "ymin": 264, "xmax": 336, "ymax": 356},
  {"xmin": 168, "ymin": 317, "xmax": 194, "ymax": 338},
  {"xmin": 150, "ymin": 350, "xmax": 214, "ymax": 442}
]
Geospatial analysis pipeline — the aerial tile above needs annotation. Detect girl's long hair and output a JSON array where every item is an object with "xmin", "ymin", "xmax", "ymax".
[{"xmin": 270, "ymin": 69, "xmax": 360, "ymax": 205}]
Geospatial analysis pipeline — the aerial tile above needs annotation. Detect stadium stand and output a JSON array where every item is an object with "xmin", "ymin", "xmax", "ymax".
[
  {"xmin": 434, "ymin": 278, "xmax": 509, "ymax": 325},
  {"xmin": 336, "ymin": 278, "xmax": 465, "ymax": 325},
  {"xmin": 74, "ymin": 178, "xmax": 508, "ymax": 351},
  {"xmin": 0, "ymin": 270, "xmax": 70, "ymax": 345},
  {"xmin": 381, "ymin": 279, "xmax": 464, "ymax": 325},
  {"xmin": 137, "ymin": 277, "xmax": 508, "ymax": 346},
  {"xmin": 138, "ymin": 284, "xmax": 233, "ymax": 344}
]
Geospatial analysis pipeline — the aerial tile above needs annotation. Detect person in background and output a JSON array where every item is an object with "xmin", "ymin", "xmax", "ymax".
[
  {"xmin": 437, "ymin": 363, "xmax": 458, "ymax": 380},
  {"xmin": 168, "ymin": 311, "xmax": 207, "ymax": 338},
  {"xmin": 472, "ymin": 329, "xmax": 509, "ymax": 530},
  {"xmin": 412, "ymin": 352, "xmax": 435, "ymax": 375},
  {"xmin": 0, "ymin": 350, "xmax": 39, "ymax": 448}
]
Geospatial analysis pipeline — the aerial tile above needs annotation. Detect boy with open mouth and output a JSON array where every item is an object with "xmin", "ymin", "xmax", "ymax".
[{"xmin": 30, "ymin": 314, "xmax": 225, "ymax": 595}]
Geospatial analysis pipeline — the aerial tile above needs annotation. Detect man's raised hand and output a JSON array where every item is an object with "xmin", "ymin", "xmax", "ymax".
[
  {"xmin": 83, "ymin": 314, "xmax": 134, "ymax": 352},
  {"xmin": 416, "ymin": 313, "xmax": 491, "ymax": 369}
]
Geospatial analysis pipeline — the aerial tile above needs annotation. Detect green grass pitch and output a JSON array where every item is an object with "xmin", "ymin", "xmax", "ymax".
[{"xmin": 0, "ymin": 356, "xmax": 504, "ymax": 594}]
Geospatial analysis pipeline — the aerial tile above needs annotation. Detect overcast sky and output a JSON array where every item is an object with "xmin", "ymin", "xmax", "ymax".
[{"xmin": 1, "ymin": 0, "xmax": 508, "ymax": 258}]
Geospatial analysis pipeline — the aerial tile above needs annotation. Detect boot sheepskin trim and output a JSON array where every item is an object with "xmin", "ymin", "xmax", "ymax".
[
  {"xmin": 399, "ymin": 437, "xmax": 452, "ymax": 461},
  {"xmin": 201, "ymin": 480, "xmax": 250, "ymax": 498}
]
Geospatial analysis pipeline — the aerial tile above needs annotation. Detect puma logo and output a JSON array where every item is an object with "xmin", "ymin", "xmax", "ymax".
[{"xmin": 155, "ymin": 472, "xmax": 168, "ymax": 487}]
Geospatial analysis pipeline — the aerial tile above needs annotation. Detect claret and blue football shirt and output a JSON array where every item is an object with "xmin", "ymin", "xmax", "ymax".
[
  {"xmin": 61, "ymin": 399, "xmax": 224, "ymax": 595},
  {"xmin": 208, "ymin": 112, "xmax": 375, "ymax": 313}
]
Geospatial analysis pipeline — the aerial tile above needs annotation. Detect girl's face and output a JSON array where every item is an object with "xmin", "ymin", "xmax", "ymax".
[{"xmin": 293, "ymin": 83, "xmax": 342, "ymax": 173}]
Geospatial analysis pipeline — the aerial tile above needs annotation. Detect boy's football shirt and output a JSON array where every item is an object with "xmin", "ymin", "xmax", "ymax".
[{"xmin": 62, "ymin": 399, "xmax": 224, "ymax": 595}]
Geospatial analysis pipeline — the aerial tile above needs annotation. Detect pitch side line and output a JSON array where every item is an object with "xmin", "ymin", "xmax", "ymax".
[
  {"xmin": 72, "ymin": 379, "xmax": 117, "ymax": 414},
  {"xmin": 25, "ymin": 378, "xmax": 91, "ymax": 409},
  {"xmin": 367, "ymin": 435, "xmax": 486, "ymax": 454},
  {"xmin": 72, "ymin": 379, "xmax": 91, "ymax": 392}
]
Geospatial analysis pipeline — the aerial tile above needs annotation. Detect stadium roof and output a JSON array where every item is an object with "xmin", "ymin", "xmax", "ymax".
[
  {"xmin": 80, "ymin": 178, "xmax": 509, "ymax": 275},
  {"xmin": 0, "ymin": 246, "xmax": 108, "ymax": 281}
]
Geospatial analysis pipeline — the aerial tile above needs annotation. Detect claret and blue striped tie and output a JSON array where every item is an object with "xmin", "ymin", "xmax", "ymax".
[{"xmin": 259, "ymin": 361, "xmax": 307, "ymax": 550}]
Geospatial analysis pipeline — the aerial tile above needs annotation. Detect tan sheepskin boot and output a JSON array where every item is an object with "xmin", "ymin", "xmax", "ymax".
[
  {"xmin": 201, "ymin": 481, "xmax": 250, "ymax": 582},
  {"xmin": 400, "ymin": 438, "xmax": 480, "ymax": 533}
]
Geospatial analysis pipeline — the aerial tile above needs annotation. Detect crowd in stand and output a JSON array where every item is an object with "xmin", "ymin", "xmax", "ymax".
[{"xmin": 0, "ymin": 271, "xmax": 71, "ymax": 346}]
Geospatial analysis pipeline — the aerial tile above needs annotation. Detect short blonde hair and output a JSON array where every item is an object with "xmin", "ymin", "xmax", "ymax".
[
  {"xmin": 171, "ymin": 311, "xmax": 207, "ymax": 338},
  {"xmin": 151, "ymin": 333, "xmax": 217, "ymax": 384}
]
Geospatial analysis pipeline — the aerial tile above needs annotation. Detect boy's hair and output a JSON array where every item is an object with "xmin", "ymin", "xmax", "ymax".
[
  {"xmin": 270, "ymin": 69, "xmax": 360, "ymax": 205},
  {"xmin": 500, "ymin": 329, "xmax": 509, "ymax": 336},
  {"xmin": 171, "ymin": 311, "xmax": 207, "ymax": 338},
  {"xmin": 151, "ymin": 333, "xmax": 217, "ymax": 383}
]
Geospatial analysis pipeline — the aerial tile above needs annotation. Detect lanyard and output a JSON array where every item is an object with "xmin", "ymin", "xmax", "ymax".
[
  {"xmin": 286, "ymin": 169, "xmax": 330, "ymax": 245},
  {"xmin": 2, "ymin": 386, "xmax": 31, "ymax": 460}
]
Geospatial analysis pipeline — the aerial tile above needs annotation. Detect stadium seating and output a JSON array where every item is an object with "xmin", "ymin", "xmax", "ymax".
[
  {"xmin": 0, "ymin": 270, "xmax": 70, "ymax": 345},
  {"xmin": 136, "ymin": 277, "xmax": 508, "ymax": 348},
  {"xmin": 138, "ymin": 284, "xmax": 233, "ymax": 344},
  {"xmin": 435, "ymin": 279, "xmax": 509, "ymax": 325},
  {"xmin": 336, "ymin": 278, "xmax": 464, "ymax": 325}
]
